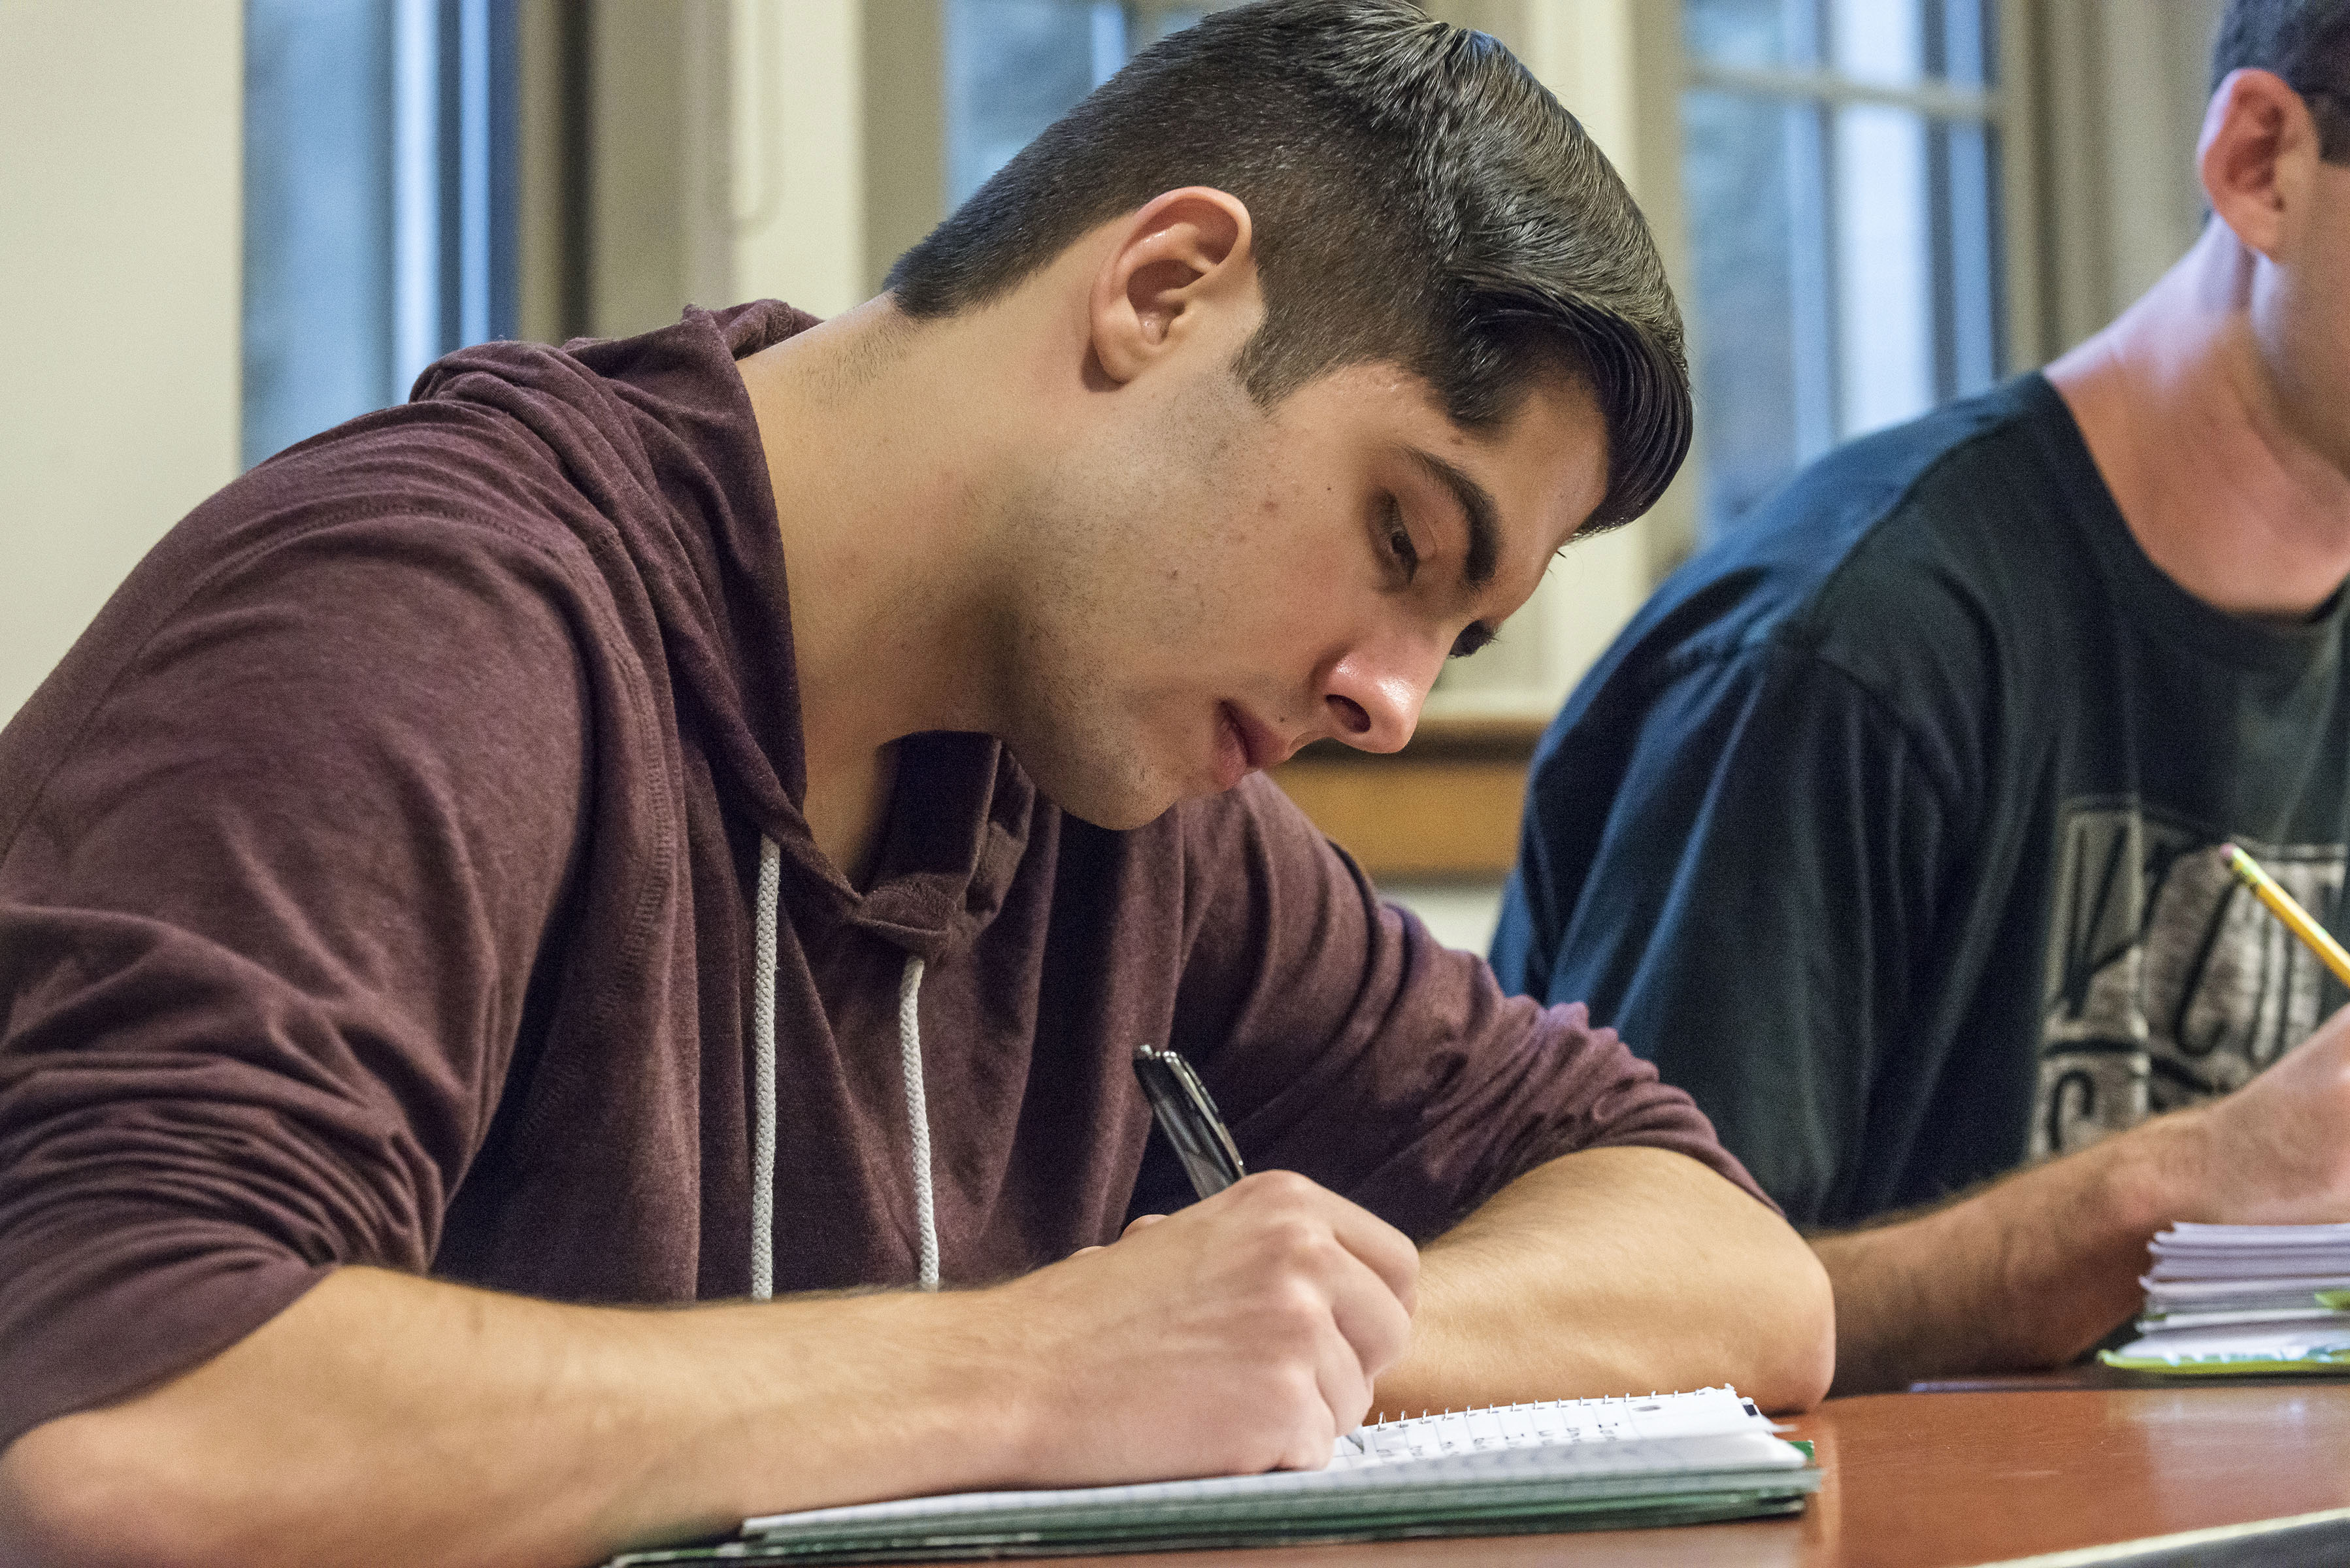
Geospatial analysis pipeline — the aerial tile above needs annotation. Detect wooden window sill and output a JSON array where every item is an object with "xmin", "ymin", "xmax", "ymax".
[{"xmin": 1266, "ymin": 716, "xmax": 1545, "ymax": 880}]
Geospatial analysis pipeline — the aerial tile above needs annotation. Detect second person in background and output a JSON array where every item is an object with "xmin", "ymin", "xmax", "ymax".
[{"xmin": 1496, "ymin": 0, "xmax": 2350, "ymax": 1394}]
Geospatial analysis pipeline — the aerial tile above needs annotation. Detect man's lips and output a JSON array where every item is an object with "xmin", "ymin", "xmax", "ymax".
[{"xmin": 1216, "ymin": 703, "xmax": 1288, "ymax": 783}]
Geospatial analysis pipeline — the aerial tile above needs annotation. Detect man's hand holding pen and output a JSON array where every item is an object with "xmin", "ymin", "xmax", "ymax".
[
  {"xmin": 978, "ymin": 1173, "xmax": 1418, "ymax": 1484},
  {"xmin": 928, "ymin": 1041, "xmax": 1414, "ymax": 1488}
]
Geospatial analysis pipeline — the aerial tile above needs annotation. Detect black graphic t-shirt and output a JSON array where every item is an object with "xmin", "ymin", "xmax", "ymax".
[{"xmin": 1491, "ymin": 372, "xmax": 2350, "ymax": 1229}]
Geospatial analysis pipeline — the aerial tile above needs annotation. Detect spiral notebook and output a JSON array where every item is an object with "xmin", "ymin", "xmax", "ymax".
[{"xmin": 607, "ymin": 1385, "xmax": 1817, "ymax": 1564}]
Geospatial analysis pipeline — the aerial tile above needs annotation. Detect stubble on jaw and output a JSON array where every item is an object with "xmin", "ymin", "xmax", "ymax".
[
  {"xmin": 2272, "ymin": 175, "xmax": 2350, "ymax": 482},
  {"xmin": 984, "ymin": 369, "xmax": 1269, "ymax": 830}
]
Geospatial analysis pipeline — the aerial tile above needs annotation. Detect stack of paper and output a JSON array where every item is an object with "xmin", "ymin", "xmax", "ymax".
[
  {"xmin": 608, "ymin": 1386, "xmax": 1817, "ymax": 1564},
  {"xmin": 2102, "ymin": 1222, "xmax": 2350, "ymax": 1375}
]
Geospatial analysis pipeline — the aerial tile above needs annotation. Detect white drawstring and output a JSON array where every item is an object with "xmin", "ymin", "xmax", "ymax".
[
  {"xmin": 899, "ymin": 952, "xmax": 940, "ymax": 1291},
  {"xmin": 750, "ymin": 837, "xmax": 780, "ymax": 1301},
  {"xmin": 749, "ymin": 836, "xmax": 940, "ymax": 1297}
]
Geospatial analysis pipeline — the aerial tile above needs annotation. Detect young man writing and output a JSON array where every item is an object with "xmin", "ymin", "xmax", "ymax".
[
  {"xmin": 0, "ymin": 6, "xmax": 1830, "ymax": 1565},
  {"xmin": 1495, "ymin": 0, "xmax": 2350, "ymax": 1395}
]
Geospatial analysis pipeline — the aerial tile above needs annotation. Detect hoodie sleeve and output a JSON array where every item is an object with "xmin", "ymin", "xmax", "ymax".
[
  {"xmin": 0, "ymin": 498, "xmax": 591, "ymax": 1454},
  {"xmin": 1159, "ymin": 774, "xmax": 1770, "ymax": 1241}
]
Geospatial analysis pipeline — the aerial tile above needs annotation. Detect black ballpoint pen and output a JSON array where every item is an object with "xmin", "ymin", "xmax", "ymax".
[{"xmin": 1133, "ymin": 1042, "xmax": 1247, "ymax": 1199}]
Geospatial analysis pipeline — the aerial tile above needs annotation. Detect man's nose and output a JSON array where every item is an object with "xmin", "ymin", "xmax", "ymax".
[{"xmin": 1321, "ymin": 643, "xmax": 1438, "ymax": 754}]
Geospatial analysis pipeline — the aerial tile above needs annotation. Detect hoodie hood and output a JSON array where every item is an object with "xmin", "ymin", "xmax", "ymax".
[{"xmin": 415, "ymin": 303, "xmax": 1031, "ymax": 964}]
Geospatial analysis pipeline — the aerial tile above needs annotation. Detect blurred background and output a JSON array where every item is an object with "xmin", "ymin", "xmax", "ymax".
[{"xmin": 1, "ymin": 0, "xmax": 2226, "ymax": 946}]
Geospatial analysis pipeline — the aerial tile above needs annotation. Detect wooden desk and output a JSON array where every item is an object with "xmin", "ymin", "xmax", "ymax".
[
  {"xmin": 1059, "ymin": 1384, "xmax": 2350, "ymax": 1568},
  {"xmin": 1776, "ymin": 1384, "xmax": 2350, "ymax": 1565}
]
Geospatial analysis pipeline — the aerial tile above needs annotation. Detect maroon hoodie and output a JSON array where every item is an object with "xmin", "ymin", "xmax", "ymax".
[{"xmin": 0, "ymin": 303, "xmax": 1761, "ymax": 1453}]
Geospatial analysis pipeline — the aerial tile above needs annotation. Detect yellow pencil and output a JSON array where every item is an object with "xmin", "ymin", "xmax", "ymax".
[{"xmin": 2221, "ymin": 843, "xmax": 2350, "ymax": 989}]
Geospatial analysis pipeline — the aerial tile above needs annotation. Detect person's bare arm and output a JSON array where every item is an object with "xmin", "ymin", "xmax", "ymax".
[
  {"xmin": 0, "ymin": 1171, "xmax": 1414, "ymax": 1568},
  {"xmin": 1817, "ymin": 1002, "xmax": 2350, "ymax": 1394},
  {"xmin": 1372, "ymin": 1147, "xmax": 1835, "ymax": 1416}
]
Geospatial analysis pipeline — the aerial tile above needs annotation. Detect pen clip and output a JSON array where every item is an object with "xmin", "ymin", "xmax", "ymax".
[{"xmin": 1133, "ymin": 1042, "xmax": 1247, "ymax": 1200}]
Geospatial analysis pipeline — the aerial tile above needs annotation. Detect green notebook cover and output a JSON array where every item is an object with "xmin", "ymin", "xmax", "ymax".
[
  {"xmin": 607, "ymin": 1390, "xmax": 1815, "ymax": 1565},
  {"xmin": 2098, "ymin": 1347, "xmax": 2350, "ymax": 1375},
  {"xmin": 610, "ymin": 1488, "xmax": 1813, "ymax": 1563}
]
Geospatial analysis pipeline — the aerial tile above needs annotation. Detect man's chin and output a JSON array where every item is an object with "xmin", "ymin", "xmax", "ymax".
[
  {"xmin": 1047, "ymin": 783, "xmax": 1185, "ymax": 832},
  {"xmin": 1008, "ymin": 747, "xmax": 1193, "ymax": 831},
  {"xmin": 1059, "ymin": 802, "xmax": 1176, "ymax": 832}
]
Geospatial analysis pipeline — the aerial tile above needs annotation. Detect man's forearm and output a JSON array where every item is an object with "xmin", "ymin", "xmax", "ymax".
[
  {"xmin": 1813, "ymin": 1114, "xmax": 2197, "ymax": 1394},
  {"xmin": 0, "ymin": 1267, "xmax": 1025, "ymax": 1568},
  {"xmin": 1374, "ymin": 1147, "xmax": 1835, "ymax": 1416},
  {"xmin": 0, "ymin": 1173, "xmax": 1421, "ymax": 1568}
]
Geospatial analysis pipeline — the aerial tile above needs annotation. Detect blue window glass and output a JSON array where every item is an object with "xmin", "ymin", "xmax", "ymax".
[
  {"xmin": 944, "ymin": 1, "xmax": 1207, "ymax": 210},
  {"xmin": 242, "ymin": 0, "xmax": 518, "ymax": 469},
  {"xmin": 1681, "ymin": 0, "xmax": 2005, "ymax": 538}
]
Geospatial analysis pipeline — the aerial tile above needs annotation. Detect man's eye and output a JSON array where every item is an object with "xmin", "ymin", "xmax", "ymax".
[
  {"xmin": 1383, "ymin": 498, "xmax": 1419, "ymax": 581},
  {"xmin": 1449, "ymin": 623, "xmax": 1497, "ymax": 659}
]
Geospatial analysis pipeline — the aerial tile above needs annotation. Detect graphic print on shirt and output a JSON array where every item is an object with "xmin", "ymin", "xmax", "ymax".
[{"xmin": 2036, "ymin": 800, "xmax": 2347, "ymax": 1158}]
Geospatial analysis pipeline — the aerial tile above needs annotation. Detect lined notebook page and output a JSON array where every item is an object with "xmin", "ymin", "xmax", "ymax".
[{"xmin": 742, "ymin": 1387, "xmax": 1791, "ymax": 1535}]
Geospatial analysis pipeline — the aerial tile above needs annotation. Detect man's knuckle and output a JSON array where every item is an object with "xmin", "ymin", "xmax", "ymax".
[
  {"xmin": 1284, "ymin": 1431, "xmax": 1334, "ymax": 1471},
  {"xmin": 1285, "ymin": 1218, "xmax": 1342, "ymax": 1262},
  {"xmin": 1243, "ymin": 1211, "xmax": 1325, "ymax": 1270},
  {"xmin": 1259, "ymin": 1275, "xmax": 1328, "ymax": 1332},
  {"xmin": 1253, "ymin": 1169, "xmax": 1319, "ymax": 1205},
  {"xmin": 1270, "ymin": 1364, "xmax": 1323, "ymax": 1415}
]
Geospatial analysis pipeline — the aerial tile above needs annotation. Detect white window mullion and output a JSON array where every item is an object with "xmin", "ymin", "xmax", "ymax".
[{"xmin": 392, "ymin": 0, "xmax": 442, "ymax": 398}]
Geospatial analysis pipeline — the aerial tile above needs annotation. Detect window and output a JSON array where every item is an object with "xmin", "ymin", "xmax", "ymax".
[
  {"xmin": 1681, "ymin": 0, "xmax": 2006, "ymax": 537},
  {"xmin": 944, "ymin": 1, "xmax": 1208, "ymax": 208},
  {"xmin": 242, "ymin": 0, "xmax": 520, "ymax": 469}
]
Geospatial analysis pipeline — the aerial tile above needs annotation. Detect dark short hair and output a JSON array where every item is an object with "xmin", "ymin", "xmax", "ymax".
[
  {"xmin": 884, "ymin": 0, "xmax": 1690, "ymax": 532},
  {"xmin": 2213, "ymin": 0, "xmax": 2350, "ymax": 161}
]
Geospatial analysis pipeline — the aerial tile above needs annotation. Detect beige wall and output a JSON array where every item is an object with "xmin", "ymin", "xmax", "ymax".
[
  {"xmin": 735, "ymin": 0, "xmax": 867, "ymax": 317},
  {"xmin": 0, "ymin": 0, "xmax": 244, "ymax": 725},
  {"xmin": 581, "ymin": 0, "xmax": 869, "ymax": 335},
  {"xmin": 2030, "ymin": 0, "xmax": 2230, "ymax": 357}
]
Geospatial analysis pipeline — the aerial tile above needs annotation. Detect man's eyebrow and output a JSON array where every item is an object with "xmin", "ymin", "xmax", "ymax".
[{"xmin": 1405, "ymin": 448, "xmax": 1500, "ymax": 589}]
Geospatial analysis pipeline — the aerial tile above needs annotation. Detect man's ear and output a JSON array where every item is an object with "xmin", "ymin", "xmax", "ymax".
[
  {"xmin": 2200, "ymin": 67, "xmax": 2324, "ymax": 259},
  {"xmin": 1088, "ymin": 187, "xmax": 1256, "ymax": 386}
]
